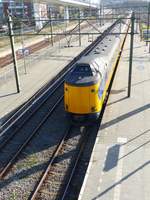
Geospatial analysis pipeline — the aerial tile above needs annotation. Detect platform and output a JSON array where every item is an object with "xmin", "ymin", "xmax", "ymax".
[{"xmin": 78, "ymin": 33, "xmax": 150, "ymax": 200}]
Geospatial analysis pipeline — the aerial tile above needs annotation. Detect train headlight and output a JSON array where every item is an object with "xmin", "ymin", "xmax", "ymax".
[
  {"xmin": 65, "ymin": 104, "xmax": 68, "ymax": 110},
  {"xmin": 91, "ymin": 89, "xmax": 95, "ymax": 93},
  {"xmin": 91, "ymin": 107, "xmax": 96, "ymax": 112}
]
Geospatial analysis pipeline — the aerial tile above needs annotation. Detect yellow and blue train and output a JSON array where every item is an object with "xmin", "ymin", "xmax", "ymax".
[{"xmin": 64, "ymin": 22, "xmax": 128, "ymax": 120}]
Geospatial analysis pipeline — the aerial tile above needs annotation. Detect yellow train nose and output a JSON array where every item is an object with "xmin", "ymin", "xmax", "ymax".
[{"xmin": 64, "ymin": 82, "xmax": 102, "ymax": 114}]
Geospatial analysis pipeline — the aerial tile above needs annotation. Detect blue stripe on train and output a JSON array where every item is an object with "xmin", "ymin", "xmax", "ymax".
[{"xmin": 98, "ymin": 73, "xmax": 108, "ymax": 99}]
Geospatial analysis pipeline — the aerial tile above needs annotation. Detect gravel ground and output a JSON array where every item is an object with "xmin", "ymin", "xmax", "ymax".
[{"xmin": 0, "ymin": 102, "xmax": 69, "ymax": 200}]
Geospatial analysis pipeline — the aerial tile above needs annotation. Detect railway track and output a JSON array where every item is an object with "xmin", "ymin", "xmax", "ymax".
[
  {"xmin": 0, "ymin": 78, "xmax": 64, "ymax": 143},
  {"xmin": 0, "ymin": 82, "xmax": 64, "ymax": 179},
  {"xmin": 0, "ymin": 22, "xmax": 91, "ymax": 69},
  {"xmin": 30, "ymin": 125, "xmax": 89, "ymax": 200},
  {"xmin": 0, "ymin": 19, "xmax": 127, "ymax": 199}
]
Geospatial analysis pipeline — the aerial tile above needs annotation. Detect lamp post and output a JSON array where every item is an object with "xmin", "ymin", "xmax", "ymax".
[
  {"xmin": 146, "ymin": 2, "xmax": 150, "ymax": 46},
  {"xmin": 128, "ymin": 12, "xmax": 135, "ymax": 97},
  {"xmin": 7, "ymin": 12, "xmax": 20, "ymax": 93}
]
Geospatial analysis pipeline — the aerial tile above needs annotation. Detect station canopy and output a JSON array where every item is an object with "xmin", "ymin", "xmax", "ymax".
[{"xmin": 26, "ymin": 0, "xmax": 98, "ymax": 8}]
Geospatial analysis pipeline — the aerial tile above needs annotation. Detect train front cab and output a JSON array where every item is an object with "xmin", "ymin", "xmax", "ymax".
[{"xmin": 64, "ymin": 73, "xmax": 107, "ymax": 121}]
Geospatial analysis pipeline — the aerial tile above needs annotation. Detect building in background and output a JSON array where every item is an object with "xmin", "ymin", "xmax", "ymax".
[
  {"xmin": 0, "ymin": 0, "xmax": 33, "ymax": 23},
  {"xmin": 33, "ymin": 3, "xmax": 48, "ymax": 30},
  {"xmin": 0, "ymin": 0, "xmax": 3, "ymax": 23},
  {"xmin": 5, "ymin": 0, "xmax": 33, "ymax": 18},
  {"xmin": 0, "ymin": 0, "xmax": 49, "ymax": 28},
  {"xmin": 0, "ymin": 0, "xmax": 5, "ymax": 24}
]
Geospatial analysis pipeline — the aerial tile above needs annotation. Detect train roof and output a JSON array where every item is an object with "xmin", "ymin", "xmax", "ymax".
[
  {"xmin": 65, "ymin": 23, "xmax": 124, "ymax": 87},
  {"xmin": 77, "ymin": 24, "xmax": 121, "ymax": 66},
  {"xmin": 77, "ymin": 55, "xmax": 107, "ymax": 66},
  {"xmin": 77, "ymin": 56, "xmax": 96, "ymax": 65}
]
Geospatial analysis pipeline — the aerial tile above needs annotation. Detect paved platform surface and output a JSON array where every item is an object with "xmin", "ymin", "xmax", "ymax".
[
  {"xmin": 0, "ymin": 23, "xmax": 109, "ymax": 123},
  {"xmin": 78, "ymin": 33, "xmax": 150, "ymax": 200}
]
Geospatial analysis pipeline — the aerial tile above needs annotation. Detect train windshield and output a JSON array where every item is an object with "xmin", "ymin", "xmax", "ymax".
[{"xmin": 73, "ymin": 64, "xmax": 93, "ymax": 76}]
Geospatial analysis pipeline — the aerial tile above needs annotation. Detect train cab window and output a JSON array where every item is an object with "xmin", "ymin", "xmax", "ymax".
[{"xmin": 73, "ymin": 64, "xmax": 93, "ymax": 76}]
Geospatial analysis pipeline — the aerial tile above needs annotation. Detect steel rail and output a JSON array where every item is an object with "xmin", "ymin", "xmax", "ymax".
[
  {"xmin": 30, "ymin": 125, "xmax": 73, "ymax": 200},
  {"xmin": 30, "ymin": 126, "xmax": 89, "ymax": 200},
  {"xmin": 61, "ymin": 127, "xmax": 89, "ymax": 200},
  {"xmin": 0, "ymin": 95, "xmax": 63, "ymax": 179}
]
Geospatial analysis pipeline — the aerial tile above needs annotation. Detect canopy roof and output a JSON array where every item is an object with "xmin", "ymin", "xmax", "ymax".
[{"xmin": 30, "ymin": 0, "xmax": 98, "ymax": 8}]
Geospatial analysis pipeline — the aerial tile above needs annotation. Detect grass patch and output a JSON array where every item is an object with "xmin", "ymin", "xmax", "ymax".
[
  {"xmin": 0, "ymin": 36, "xmax": 10, "ymax": 48},
  {"xmin": 9, "ymin": 191, "xmax": 18, "ymax": 200},
  {"xmin": 16, "ymin": 153, "xmax": 38, "ymax": 170}
]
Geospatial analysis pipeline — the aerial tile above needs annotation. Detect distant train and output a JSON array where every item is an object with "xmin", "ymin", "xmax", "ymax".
[{"xmin": 64, "ymin": 21, "xmax": 128, "ymax": 121}]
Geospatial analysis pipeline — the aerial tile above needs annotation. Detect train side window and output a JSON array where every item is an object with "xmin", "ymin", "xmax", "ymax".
[
  {"xmin": 91, "ymin": 68, "xmax": 97, "ymax": 76},
  {"xmin": 94, "ymin": 61, "xmax": 104, "ymax": 77},
  {"xmin": 99, "ymin": 71, "xmax": 102, "ymax": 79},
  {"xmin": 93, "ymin": 62, "xmax": 99, "ymax": 72}
]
